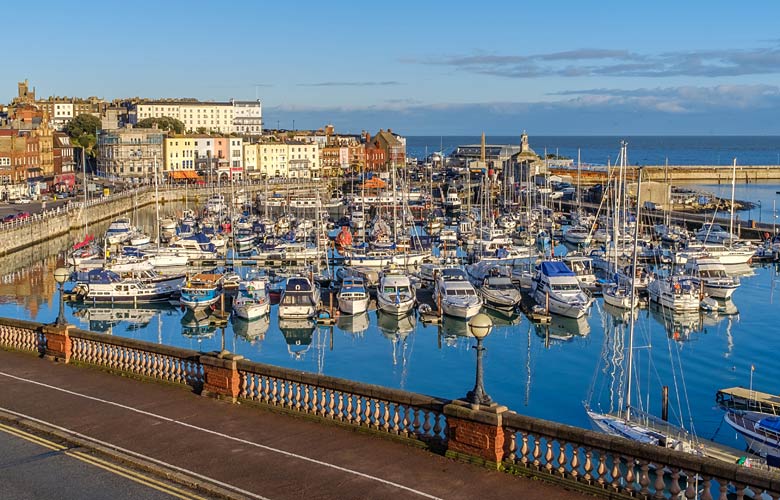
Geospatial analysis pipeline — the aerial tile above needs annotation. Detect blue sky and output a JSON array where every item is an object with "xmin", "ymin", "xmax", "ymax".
[{"xmin": 5, "ymin": 1, "xmax": 780, "ymax": 134}]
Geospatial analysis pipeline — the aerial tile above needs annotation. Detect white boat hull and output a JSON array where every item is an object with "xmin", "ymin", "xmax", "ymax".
[
  {"xmin": 338, "ymin": 296, "xmax": 370, "ymax": 315},
  {"xmin": 234, "ymin": 301, "xmax": 270, "ymax": 320},
  {"xmin": 376, "ymin": 294, "xmax": 415, "ymax": 316}
]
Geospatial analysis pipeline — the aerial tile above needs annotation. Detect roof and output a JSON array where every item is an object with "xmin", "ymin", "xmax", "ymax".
[
  {"xmin": 541, "ymin": 261, "xmax": 575, "ymax": 277},
  {"xmin": 286, "ymin": 277, "xmax": 313, "ymax": 292}
]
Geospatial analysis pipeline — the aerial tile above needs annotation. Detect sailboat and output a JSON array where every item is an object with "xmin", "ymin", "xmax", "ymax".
[{"xmin": 586, "ymin": 165, "xmax": 704, "ymax": 456}]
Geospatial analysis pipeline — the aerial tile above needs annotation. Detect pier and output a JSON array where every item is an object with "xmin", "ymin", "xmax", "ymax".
[{"xmin": 551, "ymin": 164, "xmax": 780, "ymax": 184}]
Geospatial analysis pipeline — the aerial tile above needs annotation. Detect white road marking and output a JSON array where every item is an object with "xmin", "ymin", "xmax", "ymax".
[{"xmin": 0, "ymin": 370, "xmax": 442, "ymax": 500}]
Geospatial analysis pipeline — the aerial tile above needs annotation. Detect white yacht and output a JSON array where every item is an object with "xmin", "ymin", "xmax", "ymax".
[
  {"xmin": 233, "ymin": 276, "xmax": 270, "ymax": 320},
  {"xmin": 602, "ymin": 283, "xmax": 639, "ymax": 309},
  {"xmin": 531, "ymin": 261, "xmax": 593, "ymax": 318},
  {"xmin": 563, "ymin": 225, "xmax": 592, "ymax": 246},
  {"xmin": 278, "ymin": 276, "xmax": 320, "ymax": 320},
  {"xmin": 443, "ymin": 186, "xmax": 462, "ymax": 212},
  {"xmin": 71, "ymin": 269, "xmax": 177, "ymax": 304},
  {"xmin": 695, "ymin": 223, "xmax": 737, "ymax": 245},
  {"xmin": 105, "ymin": 217, "xmax": 134, "ymax": 245},
  {"xmin": 337, "ymin": 277, "xmax": 370, "ymax": 315},
  {"xmin": 376, "ymin": 268, "xmax": 415, "ymax": 316},
  {"xmin": 684, "ymin": 257, "xmax": 739, "ymax": 299},
  {"xmin": 561, "ymin": 255, "xmax": 598, "ymax": 290},
  {"xmin": 466, "ymin": 263, "xmax": 522, "ymax": 313},
  {"xmin": 647, "ymin": 275, "xmax": 700, "ymax": 312},
  {"xmin": 434, "ymin": 268, "xmax": 482, "ymax": 320}
]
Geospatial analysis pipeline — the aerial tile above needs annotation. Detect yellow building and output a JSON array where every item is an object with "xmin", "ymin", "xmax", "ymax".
[{"xmin": 163, "ymin": 136, "xmax": 196, "ymax": 174}]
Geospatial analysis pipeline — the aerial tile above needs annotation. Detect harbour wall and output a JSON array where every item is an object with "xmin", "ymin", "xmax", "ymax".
[
  {"xmin": 552, "ymin": 165, "xmax": 780, "ymax": 184},
  {"xmin": 0, "ymin": 180, "xmax": 328, "ymax": 257}
]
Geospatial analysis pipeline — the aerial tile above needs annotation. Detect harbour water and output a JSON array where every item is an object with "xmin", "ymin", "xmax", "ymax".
[{"xmin": 4, "ymin": 137, "xmax": 780, "ymax": 460}]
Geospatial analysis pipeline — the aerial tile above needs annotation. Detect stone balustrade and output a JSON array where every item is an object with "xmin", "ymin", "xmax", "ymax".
[
  {"xmin": 0, "ymin": 316, "xmax": 778, "ymax": 499},
  {"xmin": 501, "ymin": 410, "xmax": 780, "ymax": 499},
  {"xmin": 236, "ymin": 359, "xmax": 448, "ymax": 449}
]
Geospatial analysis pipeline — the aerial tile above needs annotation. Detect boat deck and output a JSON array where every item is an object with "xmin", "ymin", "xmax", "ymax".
[{"xmin": 717, "ymin": 386, "xmax": 780, "ymax": 415}]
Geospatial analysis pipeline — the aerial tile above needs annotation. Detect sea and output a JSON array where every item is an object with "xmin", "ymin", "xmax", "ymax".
[{"xmin": 3, "ymin": 136, "xmax": 780, "ymax": 458}]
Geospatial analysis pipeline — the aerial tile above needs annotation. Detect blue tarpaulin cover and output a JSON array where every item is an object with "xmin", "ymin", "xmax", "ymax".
[
  {"xmin": 759, "ymin": 416, "xmax": 780, "ymax": 433},
  {"xmin": 541, "ymin": 261, "xmax": 575, "ymax": 277}
]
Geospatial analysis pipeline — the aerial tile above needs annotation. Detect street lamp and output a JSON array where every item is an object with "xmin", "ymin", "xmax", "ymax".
[
  {"xmin": 466, "ymin": 313, "xmax": 493, "ymax": 406},
  {"xmin": 53, "ymin": 267, "xmax": 69, "ymax": 326}
]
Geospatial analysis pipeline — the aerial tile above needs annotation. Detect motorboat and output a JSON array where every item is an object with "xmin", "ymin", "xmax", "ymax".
[
  {"xmin": 376, "ymin": 268, "xmax": 416, "ymax": 316},
  {"xmin": 232, "ymin": 276, "xmax": 270, "ymax": 320},
  {"xmin": 434, "ymin": 268, "xmax": 482, "ymax": 320},
  {"xmin": 278, "ymin": 276, "xmax": 320, "ymax": 320},
  {"xmin": 466, "ymin": 262, "xmax": 521, "ymax": 312},
  {"xmin": 684, "ymin": 257, "xmax": 739, "ymax": 299},
  {"xmin": 563, "ymin": 225, "xmax": 592, "ymax": 246},
  {"xmin": 179, "ymin": 273, "xmax": 223, "ymax": 311},
  {"xmin": 531, "ymin": 261, "xmax": 593, "ymax": 318},
  {"xmin": 647, "ymin": 275, "xmax": 700, "ymax": 312},
  {"xmin": 105, "ymin": 217, "xmax": 134, "ymax": 245},
  {"xmin": 561, "ymin": 255, "xmax": 598, "ymax": 290},
  {"xmin": 337, "ymin": 277, "xmax": 370, "ymax": 315},
  {"xmin": 695, "ymin": 223, "xmax": 737, "ymax": 245},
  {"xmin": 724, "ymin": 410, "xmax": 780, "ymax": 463},
  {"xmin": 71, "ymin": 269, "xmax": 177, "ymax": 304}
]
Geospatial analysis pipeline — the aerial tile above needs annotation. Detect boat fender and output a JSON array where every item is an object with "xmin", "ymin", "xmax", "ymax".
[{"xmin": 419, "ymin": 303, "xmax": 432, "ymax": 315}]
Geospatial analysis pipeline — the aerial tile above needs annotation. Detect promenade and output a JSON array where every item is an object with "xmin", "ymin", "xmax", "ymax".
[{"xmin": 0, "ymin": 348, "xmax": 587, "ymax": 500}]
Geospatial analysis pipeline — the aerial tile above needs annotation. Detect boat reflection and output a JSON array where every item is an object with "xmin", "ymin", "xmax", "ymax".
[
  {"xmin": 601, "ymin": 302, "xmax": 634, "ymax": 325},
  {"xmin": 483, "ymin": 308, "xmax": 522, "ymax": 327},
  {"xmin": 336, "ymin": 311, "xmax": 370, "ymax": 336},
  {"xmin": 232, "ymin": 314, "xmax": 269, "ymax": 344},
  {"xmin": 647, "ymin": 303, "xmax": 707, "ymax": 341},
  {"xmin": 279, "ymin": 318, "xmax": 315, "ymax": 360},
  {"xmin": 376, "ymin": 310, "xmax": 416, "ymax": 338},
  {"xmin": 72, "ymin": 304, "xmax": 170, "ymax": 333},
  {"xmin": 181, "ymin": 310, "xmax": 217, "ymax": 339},
  {"xmin": 534, "ymin": 314, "xmax": 590, "ymax": 346}
]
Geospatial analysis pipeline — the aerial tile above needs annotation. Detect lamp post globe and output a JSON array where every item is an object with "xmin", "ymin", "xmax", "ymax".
[
  {"xmin": 466, "ymin": 313, "xmax": 493, "ymax": 407},
  {"xmin": 53, "ymin": 267, "xmax": 69, "ymax": 326}
]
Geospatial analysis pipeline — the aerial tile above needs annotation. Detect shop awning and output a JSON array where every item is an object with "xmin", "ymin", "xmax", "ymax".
[{"xmin": 169, "ymin": 170, "xmax": 202, "ymax": 180}]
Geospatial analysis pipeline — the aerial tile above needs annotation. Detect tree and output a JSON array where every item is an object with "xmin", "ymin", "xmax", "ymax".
[
  {"xmin": 66, "ymin": 114, "xmax": 102, "ymax": 158},
  {"xmin": 195, "ymin": 127, "xmax": 208, "ymax": 134},
  {"xmin": 136, "ymin": 116, "xmax": 185, "ymax": 134}
]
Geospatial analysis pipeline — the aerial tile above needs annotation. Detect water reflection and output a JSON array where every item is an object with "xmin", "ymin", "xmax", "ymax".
[
  {"xmin": 181, "ymin": 310, "xmax": 217, "ymax": 339},
  {"xmin": 336, "ymin": 312, "xmax": 370, "ymax": 336},
  {"xmin": 73, "ymin": 306, "xmax": 160, "ymax": 333},
  {"xmin": 376, "ymin": 310, "xmax": 417, "ymax": 337},
  {"xmin": 279, "ymin": 319, "xmax": 315, "ymax": 360},
  {"xmin": 232, "ymin": 314, "xmax": 269, "ymax": 344},
  {"xmin": 534, "ymin": 314, "xmax": 590, "ymax": 346}
]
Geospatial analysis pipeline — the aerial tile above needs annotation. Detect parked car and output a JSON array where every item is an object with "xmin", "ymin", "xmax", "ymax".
[
  {"xmin": 15, "ymin": 212, "xmax": 31, "ymax": 220},
  {"xmin": 14, "ymin": 197, "xmax": 32, "ymax": 204},
  {"xmin": 2, "ymin": 214, "xmax": 16, "ymax": 222}
]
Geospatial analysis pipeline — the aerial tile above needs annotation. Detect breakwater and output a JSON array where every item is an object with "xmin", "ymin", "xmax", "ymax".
[
  {"xmin": 0, "ymin": 180, "xmax": 328, "ymax": 256},
  {"xmin": 551, "ymin": 164, "xmax": 780, "ymax": 184}
]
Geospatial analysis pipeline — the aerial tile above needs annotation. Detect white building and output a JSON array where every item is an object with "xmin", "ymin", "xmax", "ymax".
[
  {"xmin": 131, "ymin": 99, "xmax": 262, "ymax": 135},
  {"xmin": 232, "ymin": 100, "xmax": 262, "ymax": 135}
]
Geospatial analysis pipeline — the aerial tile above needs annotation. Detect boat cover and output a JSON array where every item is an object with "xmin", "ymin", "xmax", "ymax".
[
  {"xmin": 541, "ymin": 261, "xmax": 575, "ymax": 277},
  {"xmin": 758, "ymin": 415, "xmax": 780, "ymax": 433}
]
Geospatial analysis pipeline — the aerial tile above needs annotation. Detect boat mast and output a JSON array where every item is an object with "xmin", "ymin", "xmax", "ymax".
[
  {"xmin": 154, "ymin": 153, "xmax": 160, "ymax": 248},
  {"xmin": 729, "ymin": 158, "xmax": 736, "ymax": 246},
  {"xmin": 625, "ymin": 162, "xmax": 642, "ymax": 422}
]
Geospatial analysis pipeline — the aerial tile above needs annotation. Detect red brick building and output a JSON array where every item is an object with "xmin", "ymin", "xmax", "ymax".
[{"xmin": 363, "ymin": 133, "xmax": 386, "ymax": 172}]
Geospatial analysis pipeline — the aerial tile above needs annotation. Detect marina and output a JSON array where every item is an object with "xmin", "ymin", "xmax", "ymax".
[{"xmin": 4, "ymin": 135, "xmax": 780, "ymax": 472}]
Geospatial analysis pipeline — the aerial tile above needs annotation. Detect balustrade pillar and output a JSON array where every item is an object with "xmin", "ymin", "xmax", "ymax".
[
  {"xmin": 444, "ymin": 399, "xmax": 511, "ymax": 469},
  {"xmin": 200, "ymin": 352, "xmax": 244, "ymax": 403},
  {"xmin": 42, "ymin": 324, "xmax": 74, "ymax": 363}
]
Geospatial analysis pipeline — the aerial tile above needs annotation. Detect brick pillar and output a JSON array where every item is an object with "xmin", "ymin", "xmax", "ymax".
[
  {"xmin": 42, "ymin": 324, "xmax": 74, "ymax": 363},
  {"xmin": 200, "ymin": 352, "xmax": 244, "ymax": 403},
  {"xmin": 444, "ymin": 400, "xmax": 511, "ymax": 469}
]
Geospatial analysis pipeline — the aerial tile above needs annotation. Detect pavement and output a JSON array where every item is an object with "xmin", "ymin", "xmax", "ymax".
[{"xmin": 0, "ymin": 348, "xmax": 591, "ymax": 500}]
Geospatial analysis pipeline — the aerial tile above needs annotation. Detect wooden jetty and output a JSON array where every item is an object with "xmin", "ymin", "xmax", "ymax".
[{"xmin": 716, "ymin": 386, "xmax": 780, "ymax": 415}]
